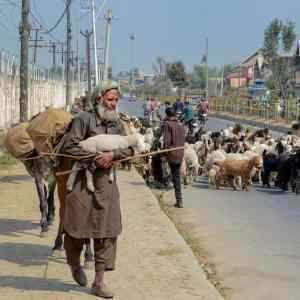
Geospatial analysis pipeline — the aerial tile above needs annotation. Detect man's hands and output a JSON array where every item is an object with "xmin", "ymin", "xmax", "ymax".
[{"xmin": 96, "ymin": 151, "xmax": 114, "ymax": 169}]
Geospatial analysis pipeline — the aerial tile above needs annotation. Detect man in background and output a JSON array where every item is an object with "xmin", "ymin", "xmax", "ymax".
[{"xmin": 162, "ymin": 107, "xmax": 185, "ymax": 208}]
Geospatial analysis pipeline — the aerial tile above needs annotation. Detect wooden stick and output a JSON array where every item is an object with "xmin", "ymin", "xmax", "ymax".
[
  {"xmin": 113, "ymin": 146, "xmax": 184, "ymax": 164},
  {"xmin": 55, "ymin": 147, "xmax": 184, "ymax": 176}
]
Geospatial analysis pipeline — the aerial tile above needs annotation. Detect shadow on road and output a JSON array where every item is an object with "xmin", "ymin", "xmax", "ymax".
[
  {"xmin": 0, "ymin": 242, "xmax": 52, "ymax": 267},
  {"xmin": 0, "ymin": 174, "xmax": 32, "ymax": 184},
  {"xmin": 0, "ymin": 275, "xmax": 86, "ymax": 293},
  {"xmin": 0, "ymin": 218, "xmax": 40, "ymax": 237},
  {"xmin": 128, "ymin": 181, "xmax": 147, "ymax": 186},
  {"xmin": 255, "ymin": 187, "xmax": 289, "ymax": 196}
]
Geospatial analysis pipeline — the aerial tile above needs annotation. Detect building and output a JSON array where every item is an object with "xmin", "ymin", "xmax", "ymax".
[{"xmin": 226, "ymin": 50, "xmax": 264, "ymax": 88}]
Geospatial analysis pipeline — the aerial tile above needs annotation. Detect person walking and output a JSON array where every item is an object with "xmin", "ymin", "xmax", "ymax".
[
  {"xmin": 61, "ymin": 81, "xmax": 134, "ymax": 298},
  {"xmin": 162, "ymin": 107, "xmax": 185, "ymax": 208}
]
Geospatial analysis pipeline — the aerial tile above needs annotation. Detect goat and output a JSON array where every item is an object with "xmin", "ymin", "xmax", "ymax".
[{"xmin": 215, "ymin": 156, "xmax": 262, "ymax": 191}]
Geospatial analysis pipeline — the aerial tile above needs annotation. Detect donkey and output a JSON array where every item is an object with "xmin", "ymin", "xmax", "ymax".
[{"xmin": 21, "ymin": 151, "xmax": 56, "ymax": 236}]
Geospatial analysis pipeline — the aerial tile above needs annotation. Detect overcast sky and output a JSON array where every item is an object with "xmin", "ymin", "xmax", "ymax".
[{"xmin": 1, "ymin": 0, "xmax": 300, "ymax": 74}]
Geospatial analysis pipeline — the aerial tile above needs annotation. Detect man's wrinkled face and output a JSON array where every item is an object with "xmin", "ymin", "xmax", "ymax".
[
  {"xmin": 98, "ymin": 89, "xmax": 119, "ymax": 110},
  {"xmin": 96, "ymin": 89, "xmax": 119, "ymax": 122}
]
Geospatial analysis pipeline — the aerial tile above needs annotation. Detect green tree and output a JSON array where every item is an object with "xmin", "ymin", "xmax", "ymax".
[
  {"xmin": 263, "ymin": 18, "xmax": 297, "ymax": 97},
  {"xmin": 166, "ymin": 61, "xmax": 188, "ymax": 89}
]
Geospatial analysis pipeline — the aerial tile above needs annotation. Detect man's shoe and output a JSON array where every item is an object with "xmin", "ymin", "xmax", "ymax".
[
  {"xmin": 71, "ymin": 266, "xmax": 87, "ymax": 287},
  {"xmin": 174, "ymin": 201, "xmax": 183, "ymax": 208},
  {"xmin": 91, "ymin": 284, "xmax": 114, "ymax": 298}
]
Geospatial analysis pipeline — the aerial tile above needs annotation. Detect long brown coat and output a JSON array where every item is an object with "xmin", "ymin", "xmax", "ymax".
[{"xmin": 61, "ymin": 110, "xmax": 133, "ymax": 239}]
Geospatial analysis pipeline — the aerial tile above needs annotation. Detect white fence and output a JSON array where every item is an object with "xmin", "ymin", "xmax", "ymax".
[{"xmin": 0, "ymin": 50, "xmax": 79, "ymax": 128}]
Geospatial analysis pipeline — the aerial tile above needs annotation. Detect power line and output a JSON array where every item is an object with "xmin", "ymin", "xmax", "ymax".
[
  {"xmin": 4, "ymin": 0, "xmax": 60, "ymax": 42},
  {"xmin": 31, "ymin": 0, "xmax": 60, "ymax": 41},
  {"xmin": 44, "ymin": 0, "xmax": 72, "ymax": 34}
]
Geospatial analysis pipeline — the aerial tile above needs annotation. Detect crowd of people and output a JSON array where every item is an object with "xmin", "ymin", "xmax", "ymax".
[{"xmin": 143, "ymin": 96, "xmax": 210, "ymax": 134}]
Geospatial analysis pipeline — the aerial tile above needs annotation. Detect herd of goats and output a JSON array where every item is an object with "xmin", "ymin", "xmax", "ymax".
[
  {"xmin": 120, "ymin": 113, "xmax": 300, "ymax": 194},
  {"xmin": 6, "ymin": 109, "xmax": 300, "ymax": 263}
]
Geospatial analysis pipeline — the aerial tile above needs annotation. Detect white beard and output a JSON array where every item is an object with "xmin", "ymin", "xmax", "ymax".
[{"xmin": 96, "ymin": 103, "xmax": 118, "ymax": 122}]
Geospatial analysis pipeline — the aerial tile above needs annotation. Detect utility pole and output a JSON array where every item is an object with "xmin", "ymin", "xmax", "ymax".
[
  {"xmin": 76, "ymin": 38, "xmax": 80, "ymax": 95},
  {"xmin": 19, "ymin": 0, "xmax": 31, "ymax": 122},
  {"xmin": 220, "ymin": 65, "xmax": 224, "ymax": 97},
  {"xmin": 66, "ymin": 0, "xmax": 72, "ymax": 109},
  {"xmin": 81, "ymin": 30, "xmax": 92, "ymax": 97},
  {"xmin": 30, "ymin": 26, "xmax": 42, "ymax": 64},
  {"xmin": 51, "ymin": 42, "xmax": 57, "ymax": 70},
  {"xmin": 91, "ymin": 0, "xmax": 99, "ymax": 85},
  {"xmin": 205, "ymin": 37, "xmax": 209, "ymax": 100},
  {"xmin": 103, "ymin": 9, "xmax": 113, "ymax": 81}
]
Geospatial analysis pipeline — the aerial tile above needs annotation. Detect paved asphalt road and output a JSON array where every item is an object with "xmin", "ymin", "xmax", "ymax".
[
  {"xmin": 186, "ymin": 118, "xmax": 300, "ymax": 300},
  {"xmin": 120, "ymin": 98, "xmax": 300, "ymax": 300}
]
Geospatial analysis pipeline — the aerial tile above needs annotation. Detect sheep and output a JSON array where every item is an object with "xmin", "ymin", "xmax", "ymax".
[
  {"xmin": 144, "ymin": 127, "xmax": 154, "ymax": 148},
  {"xmin": 67, "ymin": 133, "xmax": 146, "ymax": 192},
  {"xmin": 183, "ymin": 143, "xmax": 200, "ymax": 184}
]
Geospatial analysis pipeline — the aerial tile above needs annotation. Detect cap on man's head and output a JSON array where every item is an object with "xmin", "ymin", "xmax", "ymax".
[
  {"xmin": 165, "ymin": 107, "xmax": 176, "ymax": 118},
  {"xmin": 91, "ymin": 80, "xmax": 120, "ymax": 105}
]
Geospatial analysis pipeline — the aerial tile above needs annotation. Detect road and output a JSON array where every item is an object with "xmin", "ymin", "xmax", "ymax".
[
  {"xmin": 185, "ymin": 118, "xmax": 300, "ymax": 300},
  {"xmin": 121, "ymin": 98, "xmax": 300, "ymax": 300}
]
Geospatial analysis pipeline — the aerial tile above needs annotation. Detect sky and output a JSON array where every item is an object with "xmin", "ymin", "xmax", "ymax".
[{"xmin": 1, "ymin": 0, "xmax": 300, "ymax": 74}]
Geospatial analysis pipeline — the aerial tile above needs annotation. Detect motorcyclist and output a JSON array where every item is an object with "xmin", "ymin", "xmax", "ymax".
[
  {"xmin": 197, "ymin": 97, "xmax": 209, "ymax": 125},
  {"xmin": 173, "ymin": 98, "xmax": 184, "ymax": 118},
  {"xmin": 181, "ymin": 99, "xmax": 194, "ymax": 134}
]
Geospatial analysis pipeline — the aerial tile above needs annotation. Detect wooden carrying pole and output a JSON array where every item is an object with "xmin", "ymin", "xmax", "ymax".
[{"xmin": 54, "ymin": 146, "xmax": 184, "ymax": 176}]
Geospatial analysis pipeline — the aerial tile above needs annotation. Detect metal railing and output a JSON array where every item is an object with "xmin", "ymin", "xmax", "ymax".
[{"xmin": 210, "ymin": 97, "xmax": 299, "ymax": 125}]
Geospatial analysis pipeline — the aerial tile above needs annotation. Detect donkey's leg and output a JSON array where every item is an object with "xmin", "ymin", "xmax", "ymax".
[
  {"xmin": 47, "ymin": 178, "xmax": 56, "ymax": 225},
  {"xmin": 52, "ymin": 221, "xmax": 64, "ymax": 257},
  {"xmin": 84, "ymin": 239, "xmax": 94, "ymax": 269},
  {"xmin": 34, "ymin": 176, "xmax": 49, "ymax": 236}
]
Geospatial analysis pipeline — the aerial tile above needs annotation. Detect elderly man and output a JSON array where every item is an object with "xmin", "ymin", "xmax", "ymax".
[{"xmin": 61, "ymin": 81, "xmax": 133, "ymax": 298}]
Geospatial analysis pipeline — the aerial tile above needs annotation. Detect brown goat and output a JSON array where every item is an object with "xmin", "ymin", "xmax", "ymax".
[{"xmin": 214, "ymin": 156, "xmax": 262, "ymax": 191}]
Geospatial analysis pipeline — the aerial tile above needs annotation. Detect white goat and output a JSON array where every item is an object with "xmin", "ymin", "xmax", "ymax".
[{"xmin": 67, "ymin": 133, "xmax": 146, "ymax": 192}]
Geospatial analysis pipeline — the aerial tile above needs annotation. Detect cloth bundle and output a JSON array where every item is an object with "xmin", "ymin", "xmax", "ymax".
[{"xmin": 4, "ymin": 123, "xmax": 34, "ymax": 158}]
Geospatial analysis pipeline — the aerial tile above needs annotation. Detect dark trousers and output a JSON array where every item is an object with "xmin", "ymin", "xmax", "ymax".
[
  {"xmin": 64, "ymin": 233, "xmax": 117, "ymax": 272},
  {"xmin": 169, "ymin": 162, "xmax": 183, "ymax": 203},
  {"xmin": 152, "ymin": 156, "xmax": 163, "ymax": 184},
  {"xmin": 185, "ymin": 119, "xmax": 194, "ymax": 134}
]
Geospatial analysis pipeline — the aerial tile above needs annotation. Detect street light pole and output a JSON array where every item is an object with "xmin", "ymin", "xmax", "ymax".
[
  {"xmin": 205, "ymin": 37, "xmax": 209, "ymax": 99},
  {"xmin": 103, "ymin": 9, "xmax": 113, "ymax": 81},
  {"xmin": 129, "ymin": 33, "xmax": 135, "ymax": 98}
]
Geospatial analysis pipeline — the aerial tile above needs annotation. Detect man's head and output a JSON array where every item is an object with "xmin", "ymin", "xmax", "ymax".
[
  {"xmin": 93, "ymin": 81, "xmax": 120, "ymax": 122},
  {"xmin": 95, "ymin": 89, "xmax": 119, "ymax": 122},
  {"xmin": 165, "ymin": 107, "xmax": 176, "ymax": 119}
]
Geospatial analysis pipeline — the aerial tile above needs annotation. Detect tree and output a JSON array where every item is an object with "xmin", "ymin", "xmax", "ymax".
[
  {"xmin": 263, "ymin": 18, "xmax": 297, "ymax": 97},
  {"xmin": 166, "ymin": 61, "xmax": 188, "ymax": 88}
]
